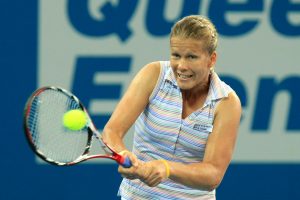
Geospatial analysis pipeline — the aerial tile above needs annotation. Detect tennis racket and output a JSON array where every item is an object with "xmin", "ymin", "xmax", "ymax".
[{"xmin": 23, "ymin": 86, "xmax": 132, "ymax": 167}]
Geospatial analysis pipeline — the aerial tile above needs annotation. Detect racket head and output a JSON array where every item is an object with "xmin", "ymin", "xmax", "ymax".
[{"xmin": 23, "ymin": 86, "xmax": 93, "ymax": 166}]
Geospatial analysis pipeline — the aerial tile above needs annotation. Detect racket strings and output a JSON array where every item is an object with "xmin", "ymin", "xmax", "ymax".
[
  {"xmin": 27, "ymin": 98, "xmax": 41, "ymax": 144},
  {"xmin": 27, "ymin": 89, "xmax": 89, "ymax": 164}
]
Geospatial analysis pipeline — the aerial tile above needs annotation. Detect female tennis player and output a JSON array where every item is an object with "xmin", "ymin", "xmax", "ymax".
[{"xmin": 102, "ymin": 15, "xmax": 242, "ymax": 200}]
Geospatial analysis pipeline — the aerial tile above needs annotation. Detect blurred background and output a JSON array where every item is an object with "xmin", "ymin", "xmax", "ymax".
[{"xmin": 1, "ymin": 0, "xmax": 300, "ymax": 199}]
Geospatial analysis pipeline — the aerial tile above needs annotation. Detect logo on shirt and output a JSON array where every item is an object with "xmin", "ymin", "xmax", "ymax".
[{"xmin": 193, "ymin": 124, "xmax": 212, "ymax": 132}]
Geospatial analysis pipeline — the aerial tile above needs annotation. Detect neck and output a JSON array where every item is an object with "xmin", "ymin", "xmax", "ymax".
[
  {"xmin": 181, "ymin": 74, "xmax": 211, "ymax": 108},
  {"xmin": 181, "ymin": 85, "xmax": 209, "ymax": 119},
  {"xmin": 182, "ymin": 74, "xmax": 210, "ymax": 101},
  {"xmin": 182, "ymin": 85, "xmax": 208, "ymax": 103}
]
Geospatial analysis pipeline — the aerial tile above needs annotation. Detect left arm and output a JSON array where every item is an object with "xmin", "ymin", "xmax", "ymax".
[{"xmin": 135, "ymin": 92, "xmax": 242, "ymax": 190}]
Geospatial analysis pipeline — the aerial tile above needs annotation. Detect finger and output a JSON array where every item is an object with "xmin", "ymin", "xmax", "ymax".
[
  {"xmin": 128, "ymin": 153, "xmax": 140, "ymax": 167},
  {"xmin": 118, "ymin": 165, "xmax": 133, "ymax": 175},
  {"xmin": 119, "ymin": 151, "xmax": 139, "ymax": 167},
  {"xmin": 121, "ymin": 174, "xmax": 137, "ymax": 180},
  {"xmin": 138, "ymin": 162, "xmax": 151, "ymax": 180},
  {"xmin": 118, "ymin": 162, "xmax": 140, "ymax": 180},
  {"xmin": 145, "ymin": 175, "xmax": 162, "ymax": 187}
]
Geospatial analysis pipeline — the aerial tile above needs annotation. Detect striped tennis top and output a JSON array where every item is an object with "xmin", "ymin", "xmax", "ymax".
[{"xmin": 118, "ymin": 61, "xmax": 234, "ymax": 200}]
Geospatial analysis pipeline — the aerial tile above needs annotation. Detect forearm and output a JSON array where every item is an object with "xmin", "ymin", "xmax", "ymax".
[
  {"xmin": 102, "ymin": 126, "xmax": 127, "ymax": 153},
  {"xmin": 168, "ymin": 161, "xmax": 224, "ymax": 191}
]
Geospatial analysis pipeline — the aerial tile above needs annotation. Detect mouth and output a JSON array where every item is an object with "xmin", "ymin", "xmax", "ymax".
[{"xmin": 177, "ymin": 73, "xmax": 193, "ymax": 80}]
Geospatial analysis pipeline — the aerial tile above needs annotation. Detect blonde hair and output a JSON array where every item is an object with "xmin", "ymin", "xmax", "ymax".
[{"xmin": 170, "ymin": 15, "xmax": 218, "ymax": 55}]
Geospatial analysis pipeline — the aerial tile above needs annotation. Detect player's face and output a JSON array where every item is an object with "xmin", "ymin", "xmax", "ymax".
[{"xmin": 170, "ymin": 37, "xmax": 216, "ymax": 92}]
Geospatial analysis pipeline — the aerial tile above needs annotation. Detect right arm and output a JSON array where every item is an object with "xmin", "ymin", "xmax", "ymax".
[{"xmin": 102, "ymin": 61, "xmax": 161, "ymax": 153}]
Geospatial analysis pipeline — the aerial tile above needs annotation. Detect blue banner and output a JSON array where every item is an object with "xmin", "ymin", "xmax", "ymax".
[{"xmin": 1, "ymin": 0, "xmax": 300, "ymax": 199}]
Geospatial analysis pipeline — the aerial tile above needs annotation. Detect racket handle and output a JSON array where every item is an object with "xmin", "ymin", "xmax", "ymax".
[{"xmin": 122, "ymin": 157, "xmax": 132, "ymax": 168}]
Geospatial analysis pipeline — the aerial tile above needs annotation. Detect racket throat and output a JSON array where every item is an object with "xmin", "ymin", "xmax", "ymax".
[{"xmin": 113, "ymin": 153, "xmax": 125, "ymax": 165}]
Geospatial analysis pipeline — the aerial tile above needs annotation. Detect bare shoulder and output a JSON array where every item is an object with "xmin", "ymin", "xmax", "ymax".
[
  {"xmin": 215, "ymin": 91, "xmax": 242, "ymax": 119},
  {"xmin": 142, "ymin": 61, "xmax": 161, "ymax": 75},
  {"xmin": 225, "ymin": 91, "xmax": 241, "ymax": 108},
  {"xmin": 134, "ymin": 61, "xmax": 161, "ymax": 79},
  {"xmin": 129, "ymin": 61, "xmax": 162, "ymax": 96},
  {"xmin": 136, "ymin": 61, "xmax": 161, "ymax": 86}
]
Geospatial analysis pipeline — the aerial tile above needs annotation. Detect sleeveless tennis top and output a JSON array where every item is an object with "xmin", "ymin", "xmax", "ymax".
[{"xmin": 118, "ymin": 61, "xmax": 234, "ymax": 200}]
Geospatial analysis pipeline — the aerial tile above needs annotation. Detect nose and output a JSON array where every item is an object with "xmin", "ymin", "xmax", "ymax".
[{"xmin": 177, "ymin": 59, "xmax": 189, "ymax": 70}]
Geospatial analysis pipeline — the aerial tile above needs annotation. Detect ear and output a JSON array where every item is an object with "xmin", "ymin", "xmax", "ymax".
[{"xmin": 209, "ymin": 51, "xmax": 217, "ymax": 68}]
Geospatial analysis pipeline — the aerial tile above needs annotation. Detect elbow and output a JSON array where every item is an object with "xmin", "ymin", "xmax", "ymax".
[
  {"xmin": 205, "ymin": 181, "xmax": 220, "ymax": 192},
  {"xmin": 203, "ymin": 165, "xmax": 226, "ymax": 191},
  {"xmin": 203, "ymin": 174, "xmax": 223, "ymax": 192}
]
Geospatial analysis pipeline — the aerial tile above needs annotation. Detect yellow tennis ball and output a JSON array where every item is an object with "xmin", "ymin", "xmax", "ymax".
[{"xmin": 63, "ymin": 109, "xmax": 87, "ymax": 131}]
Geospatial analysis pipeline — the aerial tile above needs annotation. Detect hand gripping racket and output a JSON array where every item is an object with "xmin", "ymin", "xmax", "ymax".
[{"xmin": 23, "ymin": 86, "xmax": 132, "ymax": 167}]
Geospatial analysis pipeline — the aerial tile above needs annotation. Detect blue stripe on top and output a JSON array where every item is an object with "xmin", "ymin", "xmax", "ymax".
[{"xmin": 118, "ymin": 61, "xmax": 234, "ymax": 200}]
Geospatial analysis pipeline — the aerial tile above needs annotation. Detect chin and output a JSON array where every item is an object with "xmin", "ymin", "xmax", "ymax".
[{"xmin": 177, "ymin": 83, "xmax": 193, "ymax": 90}]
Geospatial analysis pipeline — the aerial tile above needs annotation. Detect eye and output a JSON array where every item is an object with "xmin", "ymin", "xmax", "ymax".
[
  {"xmin": 171, "ymin": 53, "xmax": 180, "ymax": 59},
  {"xmin": 187, "ymin": 54, "xmax": 198, "ymax": 59}
]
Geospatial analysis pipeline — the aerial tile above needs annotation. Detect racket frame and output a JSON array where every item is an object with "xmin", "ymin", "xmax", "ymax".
[{"xmin": 23, "ymin": 86, "xmax": 130, "ymax": 167}]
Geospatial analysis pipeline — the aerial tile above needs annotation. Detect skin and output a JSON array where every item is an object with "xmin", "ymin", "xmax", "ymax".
[
  {"xmin": 170, "ymin": 37, "xmax": 216, "ymax": 119},
  {"xmin": 102, "ymin": 36, "xmax": 242, "ymax": 191}
]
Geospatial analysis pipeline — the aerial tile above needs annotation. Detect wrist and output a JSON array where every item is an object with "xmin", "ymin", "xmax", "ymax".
[
  {"xmin": 118, "ymin": 150, "xmax": 129, "ymax": 156},
  {"xmin": 160, "ymin": 159, "xmax": 170, "ymax": 178}
]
